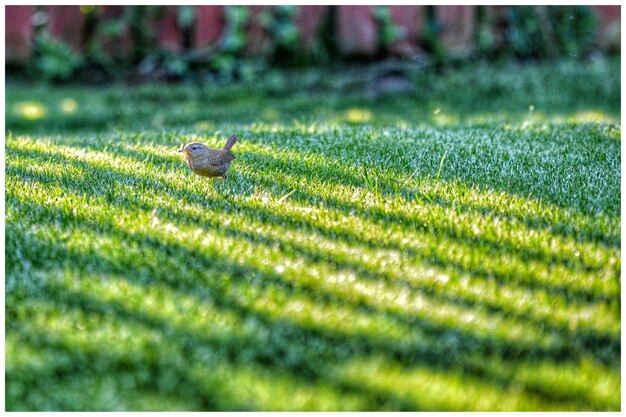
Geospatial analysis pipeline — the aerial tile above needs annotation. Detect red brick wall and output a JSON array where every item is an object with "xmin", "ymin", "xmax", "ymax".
[
  {"xmin": 194, "ymin": 6, "xmax": 223, "ymax": 48},
  {"xmin": 595, "ymin": 6, "xmax": 621, "ymax": 51},
  {"xmin": 6, "ymin": 5, "xmax": 35, "ymax": 64},
  {"xmin": 47, "ymin": 6, "xmax": 83, "ymax": 51},
  {"xmin": 390, "ymin": 6, "xmax": 424, "ymax": 56},
  {"xmin": 157, "ymin": 6, "xmax": 183, "ymax": 53},
  {"xmin": 5, "ymin": 6, "xmax": 621, "ymax": 65},
  {"xmin": 436, "ymin": 6, "xmax": 475, "ymax": 55},
  {"xmin": 296, "ymin": 6, "xmax": 328, "ymax": 51},
  {"xmin": 337, "ymin": 6, "xmax": 378, "ymax": 55},
  {"xmin": 99, "ymin": 6, "xmax": 132, "ymax": 59}
]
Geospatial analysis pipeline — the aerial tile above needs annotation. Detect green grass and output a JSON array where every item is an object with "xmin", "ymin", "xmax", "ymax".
[{"xmin": 5, "ymin": 59, "xmax": 621, "ymax": 411}]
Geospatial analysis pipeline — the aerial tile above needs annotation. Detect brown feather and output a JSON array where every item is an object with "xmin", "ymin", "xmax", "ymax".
[
  {"xmin": 223, "ymin": 135, "xmax": 237, "ymax": 151},
  {"xmin": 181, "ymin": 136, "xmax": 238, "ymax": 179}
]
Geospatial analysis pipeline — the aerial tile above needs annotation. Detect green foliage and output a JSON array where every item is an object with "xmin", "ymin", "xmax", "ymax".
[
  {"xmin": 221, "ymin": 5, "xmax": 250, "ymax": 53},
  {"xmin": 162, "ymin": 52, "xmax": 189, "ymax": 77},
  {"xmin": 5, "ymin": 60, "xmax": 620, "ymax": 411},
  {"xmin": 476, "ymin": 6, "xmax": 499, "ymax": 56},
  {"xmin": 12, "ymin": 6, "xmax": 613, "ymax": 84},
  {"xmin": 374, "ymin": 6, "xmax": 404, "ymax": 50},
  {"xmin": 126, "ymin": 6, "xmax": 163, "ymax": 64},
  {"xmin": 86, "ymin": 19, "xmax": 128, "ymax": 76},
  {"xmin": 551, "ymin": 6, "xmax": 598, "ymax": 56},
  {"xmin": 206, "ymin": 6, "xmax": 250, "ymax": 81},
  {"xmin": 82, "ymin": 6, "xmax": 167, "ymax": 80},
  {"xmin": 265, "ymin": 6, "xmax": 300, "ymax": 47},
  {"xmin": 421, "ymin": 6, "xmax": 446, "ymax": 63},
  {"xmin": 177, "ymin": 6, "xmax": 196, "ymax": 30},
  {"xmin": 504, "ymin": 6, "xmax": 598, "ymax": 59},
  {"xmin": 262, "ymin": 6, "xmax": 303, "ymax": 65},
  {"xmin": 207, "ymin": 6, "xmax": 306, "ymax": 80},
  {"xmin": 32, "ymin": 33, "xmax": 83, "ymax": 81}
]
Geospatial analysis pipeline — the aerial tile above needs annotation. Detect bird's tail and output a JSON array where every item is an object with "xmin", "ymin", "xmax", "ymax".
[{"xmin": 223, "ymin": 134, "xmax": 237, "ymax": 151}]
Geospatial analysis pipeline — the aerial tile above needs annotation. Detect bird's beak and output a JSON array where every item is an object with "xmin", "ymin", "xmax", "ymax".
[{"xmin": 178, "ymin": 149, "xmax": 184, "ymax": 153}]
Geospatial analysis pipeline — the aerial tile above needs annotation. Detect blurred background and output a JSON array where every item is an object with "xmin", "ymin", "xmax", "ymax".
[{"xmin": 5, "ymin": 5, "xmax": 621, "ymax": 84}]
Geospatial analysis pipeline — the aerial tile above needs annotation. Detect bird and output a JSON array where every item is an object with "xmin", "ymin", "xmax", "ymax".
[{"xmin": 178, "ymin": 134, "xmax": 237, "ymax": 179}]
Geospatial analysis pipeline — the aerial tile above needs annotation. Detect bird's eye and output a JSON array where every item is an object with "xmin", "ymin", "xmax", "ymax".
[{"xmin": 192, "ymin": 146, "xmax": 197, "ymax": 150}]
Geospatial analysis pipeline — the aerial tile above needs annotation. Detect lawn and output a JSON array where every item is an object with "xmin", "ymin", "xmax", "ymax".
[{"xmin": 5, "ymin": 59, "xmax": 621, "ymax": 411}]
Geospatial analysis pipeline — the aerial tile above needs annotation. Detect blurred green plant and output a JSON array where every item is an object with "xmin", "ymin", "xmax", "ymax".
[
  {"xmin": 16, "ymin": 5, "xmax": 611, "ymax": 85},
  {"xmin": 551, "ymin": 6, "xmax": 598, "ymax": 57},
  {"xmin": 85, "ymin": 14, "xmax": 128, "ymax": 77},
  {"xmin": 207, "ymin": 6, "xmax": 307, "ymax": 81},
  {"xmin": 221, "ymin": 5, "xmax": 250, "ymax": 54},
  {"xmin": 177, "ymin": 6, "xmax": 196, "ymax": 50},
  {"xmin": 374, "ymin": 6, "xmax": 404, "ymax": 51},
  {"xmin": 208, "ymin": 5, "xmax": 250, "ymax": 81},
  {"xmin": 504, "ymin": 6, "xmax": 598, "ymax": 59},
  {"xmin": 262, "ymin": 5, "xmax": 303, "ymax": 65},
  {"xmin": 476, "ymin": 6, "xmax": 500, "ymax": 58},
  {"xmin": 421, "ymin": 6, "xmax": 446, "ymax": 65},
  {"xmin": 166, "ymin": 5, "xmax": 246, "ymax": 82},
  {"xmin": 81, "ymin": 5, "xmax": 165, "ymax": 80},
  {"xmin": 32, "ymin": 33, "xmax": 83, "ymax": 81},
  {"xmin": 127, "ymin": 6, "xmax": 163, "ymax": 65},
  {"xmin": 177, "ymin": 6, "xmax": 195, "ymax": 33}
]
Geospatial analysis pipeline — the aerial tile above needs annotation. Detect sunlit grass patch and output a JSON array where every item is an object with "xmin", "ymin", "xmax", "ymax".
[
  {"xmin": 5, "ymin": 59, "xmax": 620, "ymax": 411},
  {"xmin": 12, "ymin": 101, "xmax": 47, "ymax": 120},
  {"xmin": 60, "ymin": 98, "xmax": 79, "ymax": 114},
  {"xmin": 344, "ymin": 108, "xmax": 374, "ymax": 124}
]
